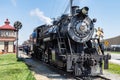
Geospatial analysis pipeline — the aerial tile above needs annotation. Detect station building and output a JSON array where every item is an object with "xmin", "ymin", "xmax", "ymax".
[{"xmin": 0, "ymin": 19, "xmax": 16, "ymax": 53}]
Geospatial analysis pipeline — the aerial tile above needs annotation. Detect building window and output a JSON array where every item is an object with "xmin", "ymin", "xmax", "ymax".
[
  {"xmin": 0, "ymin": 31, "xmax": 1, "ymax": 37},
  {"xmin": 5, "ymin": 32, "xmax": 9, "ymax": 37}
]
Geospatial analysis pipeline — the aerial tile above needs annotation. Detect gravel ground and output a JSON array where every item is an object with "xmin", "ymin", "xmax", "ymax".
[
  {"xmin": 21, "ymin": 53, "xmax": 75, "ymax": 80},
  {"xmin": 102, "ymin": 70, "xmax": 120, "ymax": 80},
  {"xmin": 20, "ymin": 52, "xmax": 120, "ymax": 80},
  {"xmin": 24, "ymin": 59, "xmax": 76, "ymax": 80}
]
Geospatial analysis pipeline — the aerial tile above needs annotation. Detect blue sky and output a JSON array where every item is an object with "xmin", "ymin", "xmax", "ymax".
[{"xmin": 0, "ymin": 0, "xmax": 120, "ymax": 44}]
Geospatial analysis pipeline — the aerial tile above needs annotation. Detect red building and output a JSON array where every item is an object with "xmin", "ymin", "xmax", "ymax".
[{"xmin": 0, "ymin": 19, "xmax": 16, "ymax": 53}]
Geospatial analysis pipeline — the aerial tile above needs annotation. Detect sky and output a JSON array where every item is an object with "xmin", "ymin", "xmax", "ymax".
[{"xmin": 0, "ymin": 0, "xmax": 120, "ymax": 44}]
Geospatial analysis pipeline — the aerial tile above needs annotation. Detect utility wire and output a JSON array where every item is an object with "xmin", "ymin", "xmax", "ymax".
[
  {"xmin": 60, "ymin": 0, "xmax": 69, "ymax": 14},
  {"xmin": 63, "ymin": 0, "xmax": 70, "ymax": 14},
  {"xmin": 52, "ymin": 0, "xmax": 69, "ymax": 17}
]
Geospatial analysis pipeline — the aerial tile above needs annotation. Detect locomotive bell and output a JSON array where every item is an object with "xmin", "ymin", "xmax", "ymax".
[{"xmin": 92, "ymin": 18, "xmax": 97, "ymax": 23}]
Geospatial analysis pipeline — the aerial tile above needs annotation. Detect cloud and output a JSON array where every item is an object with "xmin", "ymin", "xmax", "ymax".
[
  {"xmin": 11, "ymin": 0, "xmax": 17, "ymax": 6},
  {"xmin": 30, "ymin": 8, "xmax": 52, "ymax": 25}
]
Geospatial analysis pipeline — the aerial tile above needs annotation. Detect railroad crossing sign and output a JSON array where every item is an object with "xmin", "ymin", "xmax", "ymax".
[
  {"xmin": 14, "ymin": 21, "xmax": 22, "ymax": 30},
  {"xmin": 104, "ymin": 40, "xmax": 109, "ymax": 47},
  {"xmin": 13, "ymin": 21, "xmax": 22, "ymax": 60}
]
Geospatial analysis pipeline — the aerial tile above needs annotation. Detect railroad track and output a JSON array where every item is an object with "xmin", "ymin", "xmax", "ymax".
[
  {"xmin": 30, "ymin": 58, "xmax": 111, "ymax": 80},
  {"xmin": 95, "ymin": 75, "xmax": 111, "ymax": 80},
  {"xmin": 74, "ymin": 75, "xmax": 111, "ymax": 80}
]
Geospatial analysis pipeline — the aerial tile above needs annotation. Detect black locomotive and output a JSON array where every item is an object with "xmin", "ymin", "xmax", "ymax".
[{"xmin": 31, "ymin": 6, "xmax": 111, "ymax": 77}]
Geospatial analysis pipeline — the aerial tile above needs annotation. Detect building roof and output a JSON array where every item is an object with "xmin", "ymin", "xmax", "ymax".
[
  {"xmin": 0, "ymin": 19, "xmax": 16, "ymax": 30},
  {"xmin": 105, "ymin": 35, "xmax": 120, "ymax": 46}
]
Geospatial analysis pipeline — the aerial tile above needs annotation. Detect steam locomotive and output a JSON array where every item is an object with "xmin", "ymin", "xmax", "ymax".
[{"xmin": 31, "ymin": 6, "xmax": 111, "ymax": 77}]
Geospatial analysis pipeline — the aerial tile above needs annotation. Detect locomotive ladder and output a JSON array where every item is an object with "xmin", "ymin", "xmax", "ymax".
[{"xmin": 57, "ymin": 34, "xmax": 67, "ymax": 54}]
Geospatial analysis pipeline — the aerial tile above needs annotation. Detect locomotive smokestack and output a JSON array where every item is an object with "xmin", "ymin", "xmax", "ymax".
[{"xmin": 71, "ymin": 6, "xmax": 79, "ymax": 15}]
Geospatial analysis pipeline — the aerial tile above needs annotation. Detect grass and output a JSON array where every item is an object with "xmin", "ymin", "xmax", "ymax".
[
  {"xmin": 110, "ymin": 51, "xmax": 120, "ymax": 54},
  {"xmin": 105, "ymin": 51, "xmax": 120, "ymax": 54},
  {"xmin": 0, "ymin": 54, "xmax": 36, "ymax": 80},
  {"xmin": 106, "ymin": 62, "xmax": 120, "ymax": 75}
]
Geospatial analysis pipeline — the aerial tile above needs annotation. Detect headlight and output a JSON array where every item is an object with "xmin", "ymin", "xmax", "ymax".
[
  {"xmin": 81, "ymin": 7, "xmax": 89, "ymax": 15},
  {"xmin": 82, "ymin": 8, "xmax": 88, "ymax": 14}
]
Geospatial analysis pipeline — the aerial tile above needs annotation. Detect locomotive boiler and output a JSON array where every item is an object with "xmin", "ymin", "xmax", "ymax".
[{"xmin": 31, "ymin": 5, "xmax": 111, "ymax": 77}]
